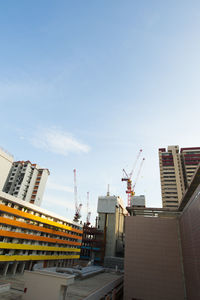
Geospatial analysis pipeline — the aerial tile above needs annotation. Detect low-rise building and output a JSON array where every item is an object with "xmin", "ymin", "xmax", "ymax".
[{"xmin": 0, "ymin": 191, "xmax": 83, "ymax": 276}]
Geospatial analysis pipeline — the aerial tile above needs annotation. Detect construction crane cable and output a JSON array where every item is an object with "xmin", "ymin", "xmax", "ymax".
[
  {"xmin": 133, "ymin": 158, "xmax": 145, "ymax": 189},
  {"xmin": 129, "ymin": 149, "xmax": 142, "ymax": 178}
]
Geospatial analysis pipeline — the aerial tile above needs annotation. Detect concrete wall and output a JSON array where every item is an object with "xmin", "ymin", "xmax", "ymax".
[
  {"xmin": 98, "ymin": 196, "xmax": 126, "ymax": 257},
  {"xmin": 98, "ymin": 196, "xmax": 118, "ymax": 213},
  {"xmin": 104, "ymin": 256, "xmax": 124, "ymax": 270},
  {"xmin": 98, "ymin": 205, "xmax": 125, "ymax": 257},
  {"xmin": 0, "ymin": 148, "xmax": 13, "ymax": 191},
  {"xmin": 130, "ymin": 195, "xmax": 145, "ymax": 207},
  {"xmin": 179, "ymin": 184, "xmax": 200, "ymax": 300},
  {"xmin": 23, "ymin": 270, "xmax": 74, "ymax": 300},
  {"xmin": 98, "ymin": 212, "xmax": 116, "ymax": 257},
  {"xmin": 124, "ymin": 216, "xmax": 185, "ymax": 300}
]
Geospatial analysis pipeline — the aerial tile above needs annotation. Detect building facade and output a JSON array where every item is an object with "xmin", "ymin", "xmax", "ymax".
[
  {"xmin": 124, "ymin": 208, "xmax": 185, "ymax": 300},
  {"xmin": 3, "ymin": 160, "xmax": 49, "ymax": 206},
  {"xmin": 159, "ymin": 145, "xmax": 200, "ymax": 208},
  {"xmin": 180, "ymin": 147, "xmax": 200, "ymax": 187},
  {"xmin": 0, "ymin": 147, "xmax": 14, "ymax": 191},
  {"xmin": 0, "ymin": 191, "xmax": 83, "ymax": 276},
  {"xmin": 97, "ymin": 195, "xmax": 127, "ymax": 257},
  {"xmin": 124, "ymin": 164, "xmax": 200, "ymax": 300},
  {"xmin": 130, "ymin": 195, "xmax": 145, "ymax": 207}
]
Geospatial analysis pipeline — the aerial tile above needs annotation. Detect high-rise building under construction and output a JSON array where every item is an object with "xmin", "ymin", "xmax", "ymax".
[{"xmin": 159, "ymin": 146, "xmax": 200, "ymax": 208}]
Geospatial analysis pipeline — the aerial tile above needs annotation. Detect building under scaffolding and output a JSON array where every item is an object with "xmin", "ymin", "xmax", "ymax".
[{"xmin": 80, "ymin": 225, "xmax": 104, "ymax": 265}]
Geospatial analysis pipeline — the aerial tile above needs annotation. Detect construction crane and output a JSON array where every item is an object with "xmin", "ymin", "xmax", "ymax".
[
  {"xmin": 121, "ymin": 149, "xmax": 144, "ymax": 207},
  {"xmin": 86, "ymin": 191, "xmax": 91, "ymax": 226},
  {"xmin": 73, "ymin": 169, "xmax": 82, "ymax": 222},
  {"xmin": 133, "ymin": 158, "xmax": 145, "ymax": 190}
]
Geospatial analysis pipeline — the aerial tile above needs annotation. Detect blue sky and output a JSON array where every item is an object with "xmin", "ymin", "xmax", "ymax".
[{"xmin": 0, "ymin": 1, "xmax": 200, "ymax": 224}]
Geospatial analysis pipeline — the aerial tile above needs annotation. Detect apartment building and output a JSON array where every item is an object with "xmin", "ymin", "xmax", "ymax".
[
  {"xmin": 0, "ymin": 191, "xmax": 83, "ymax": 276},
  {"xmin": 159, "ymin": 145, "xmax": 200, "ymax": 208},
  {"xmin": 180, "ymin": 147, "xmax": 200, "ymax": 187},
  {"xmin": 3, "ymin": 160, "xmax": 49, "ymax": 206},
  {"xmin": 0, "ymin": 147, "xmax": 14, "ymax": 191}
]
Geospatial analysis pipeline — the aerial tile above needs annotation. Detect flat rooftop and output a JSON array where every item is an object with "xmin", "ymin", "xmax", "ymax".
[
  {"xmin": 0, "ymin": 270, "xmax": 123, "ymax": 300},
  {"xmin": 67, "ymin": 271, "xmax": 123, "ymax": 300}
]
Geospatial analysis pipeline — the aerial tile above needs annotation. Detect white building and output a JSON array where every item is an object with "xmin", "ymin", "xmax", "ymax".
[
  {"xmin": 0, "ymin": 147, "xmax": 14, "ymax": 191},
  {"xmin": 3, "ymin": 161, "xmax": 49, "ymax": 206}
]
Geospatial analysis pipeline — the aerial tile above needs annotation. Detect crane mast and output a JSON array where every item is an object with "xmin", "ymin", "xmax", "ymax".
[
  {"xmin": 73, "ymin": 169, "xmax": 82, "ymax": 222},
  {"xmin": 86, "ymin": 191, "xmax": 91, "ymax": 226}
]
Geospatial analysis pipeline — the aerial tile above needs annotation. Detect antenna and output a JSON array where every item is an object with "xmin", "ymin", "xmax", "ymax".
[{"xmin": 107, "ymin": 184, "xmax": 110, "ymax": 196}]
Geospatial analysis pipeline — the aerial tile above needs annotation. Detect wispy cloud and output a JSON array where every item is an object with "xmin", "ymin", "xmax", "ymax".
[
  {"xmin": 47, "ymin": 181, "xmax": 73, "ymax": 193},
  {"xmin": 0, "ymin": 80, "xmax": 55, "ymax": 103},
  {"xmin": 44, "ymin": 194, "xmax": 75, "ymax": 211},
  {"xmin": 30, "ymin": 127, "xmax": 90, "ymax": 156}
]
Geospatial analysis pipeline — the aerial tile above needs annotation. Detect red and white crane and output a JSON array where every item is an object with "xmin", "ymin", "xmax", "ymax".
[
  {"xmin": 121, "ymin": 149, "xmax": 145, "ymax": 207},
  {"xmin": 73, "ymin": 169, "xmax": 82, "ymax": 222},
  {"xmin": 86, "ymin": 191, "xmax": 91, "ymax": 226}
]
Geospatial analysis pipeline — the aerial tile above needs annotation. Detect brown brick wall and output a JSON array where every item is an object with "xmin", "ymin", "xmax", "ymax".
[
  {"xmin": 179, "ymin": 184, "xmax": 200, "ymax": 300},
  {"xmin": 124, "ymin": 216, "xmax": 185, "ymax": 300}
]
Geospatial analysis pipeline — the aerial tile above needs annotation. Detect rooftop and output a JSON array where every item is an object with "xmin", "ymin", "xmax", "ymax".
[
  {"xmin": 0, "ymin": 191, "xmax": 82, "ymax": 229},
  {"xmin": 0, "ymin": 269, "xmax": 123, "ymax": 300}
]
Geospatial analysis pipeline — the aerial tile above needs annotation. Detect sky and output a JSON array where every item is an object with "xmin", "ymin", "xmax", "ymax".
[{"xmin": 0, "ymin": 1, "xmax": 200, "ymax": 224}]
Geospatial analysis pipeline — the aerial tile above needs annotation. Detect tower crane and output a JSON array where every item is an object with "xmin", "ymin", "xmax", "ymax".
[
  {"xmin": 86, "ymin": 191, "xmax": 91, "ymax": 226},
  {"xmin": 133, "ymin": 158, "xmax": 145, "ymax": 190},
  {"xmin": 121, "ymin": 149, "xmax": 144, "ymax": 207},
  {"xmin": 73, "ymin": 169, "xmax": 82, "ymax": 222}
]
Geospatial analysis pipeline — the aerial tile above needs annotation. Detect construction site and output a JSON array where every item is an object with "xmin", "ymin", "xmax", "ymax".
[{"xmin": 0, "ymin": 146, "xmax": 200, "ymax": 299}]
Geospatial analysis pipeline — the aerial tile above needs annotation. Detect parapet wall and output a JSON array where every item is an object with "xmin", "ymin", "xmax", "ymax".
[
  {"xmin": 104, "ymin": 256, "xmax": 124, "ymax": 270},
  {"xmin": 124, "ymin": 216, "xmax": 185, "ymax": 300},
  {"xmin": 179, "ymin": 184, "xmax": 200, "ymax": 300}
]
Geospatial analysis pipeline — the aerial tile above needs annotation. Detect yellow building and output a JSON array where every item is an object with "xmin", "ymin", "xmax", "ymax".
[{"xmin": 0, "ymin": 191, "xmax": 83, "ymax": 276}]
